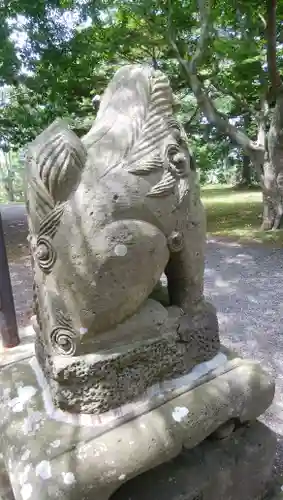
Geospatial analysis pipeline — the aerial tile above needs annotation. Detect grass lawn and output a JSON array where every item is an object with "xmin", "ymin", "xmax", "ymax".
[{"xmin": 201, "ymin": 184, "xmax": 283, "ymax": 247}]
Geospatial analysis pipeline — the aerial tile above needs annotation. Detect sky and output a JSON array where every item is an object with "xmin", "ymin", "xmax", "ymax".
[{"xmin": 7, "ymin": 10, "xmax": 92, "ymax": 75}]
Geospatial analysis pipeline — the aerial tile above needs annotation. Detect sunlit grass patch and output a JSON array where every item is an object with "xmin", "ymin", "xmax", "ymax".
[{"xmin": 201, "ymin": 184, "xmax": 283, "ymax": 247}]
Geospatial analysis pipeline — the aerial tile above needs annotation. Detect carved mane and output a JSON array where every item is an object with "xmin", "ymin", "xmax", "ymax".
[
  {"xmin": 83, "ymin": 65, "xmax": 172, "ymax": 161},
  {"xmin": 26, "ymin": 120, "xmax": 87, "ymax": 219},
  {"xmin": 82, "ymin": 64, "xmax": 189, "ymax": 200},
  {"xmin": 25, "ymin": 120, "xmax": 87, "ymax": 241}
]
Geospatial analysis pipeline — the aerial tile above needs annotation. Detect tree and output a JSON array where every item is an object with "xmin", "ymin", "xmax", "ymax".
[
  {"xmin": 168, "ymin": 0, "xmax": 283, "ymax": 229},
  {"xmin": 0, "ymin": 148, "xmax": 25, "ymax": 201},
  {"xmin": 1, "ymin": 0, "xmax": 283, "ymax": 227}
]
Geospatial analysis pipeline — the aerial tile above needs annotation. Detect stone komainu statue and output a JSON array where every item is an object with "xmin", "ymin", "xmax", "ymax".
[
  {"xmin": 0, "ymin": 65, "xmax": 275, "ymax": 500},
  {"xmin": 26, "ymin": 64, "xmax": 219, "ymax": 414}
]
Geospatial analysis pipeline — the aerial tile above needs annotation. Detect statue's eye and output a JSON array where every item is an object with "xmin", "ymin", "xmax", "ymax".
[
  {"xmin": 171, "ymin": 127, "xmax": 182, "ymax": 143},
  {"xmin": 172, "ymin": 152, "xmax": 187, "ymax": 167},
  {"xmin": 165, "ymin": 144, "xmax": 180, "ymax": 163},
  {"xmin": 166, "ymin": 144, "xmax": 188, "ymax": 174}
]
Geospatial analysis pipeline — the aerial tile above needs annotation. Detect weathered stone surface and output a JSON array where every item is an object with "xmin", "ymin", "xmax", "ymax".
[
  {"xmin": 0, "ymin": 355, "xmax": 274, "ymax": 500},
  {"xmin": 38, "ymin": 300, "xmax": 220, "ymax": 413},
  {"xmin": 0, "ymin": 456, "xmax": 14, "ymax": 500},
  {"xmin": 0, "ymin": 419, "xmax": 276, "ymax": 500},
  {"xmin": 113, "ymin": 421, "xmax": 276, "ymax": 500},
  {"xmin": 25, "ymin": 64, "xmax": 220, "ymax": 412}
]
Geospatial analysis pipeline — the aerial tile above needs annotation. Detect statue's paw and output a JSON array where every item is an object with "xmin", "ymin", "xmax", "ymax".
[{"xmin": 209, "ymin": 419, "xmax": 237, "ymax": 440}]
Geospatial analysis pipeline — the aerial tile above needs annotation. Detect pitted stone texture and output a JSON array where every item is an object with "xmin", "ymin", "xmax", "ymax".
[
  {"xmin": 0, "ymin": 356, "xmax": 274, "ymax": 500},
  {"xmin": 37, "ymin": 301, "xmax": 220, "ymax": 414},
  {"xmin": 112, "ymin": 421, "xmax": 276, "ymax": 500},
  {"xmin": 0, "ymin": 455, "xmax": 14, "ymax": 500}
]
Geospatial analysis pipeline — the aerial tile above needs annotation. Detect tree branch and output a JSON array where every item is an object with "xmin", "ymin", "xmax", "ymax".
[
  {"xmin": 183, "ymin": 106, "xmax": 199, "ymax": 132},
  {"xmin": 208, "ymin": 59, "xmax": 254, "ymax": 113},
  {"xmin": 167, "ymin": 0, "xmax": 265, "ymax": 168},
  {"xmin": 152, "ymin": 48, "xmax": 159, "ymax": 69},
  {"xmin": 257, "ymin": 97, "xmax": 269, "ymax": 148},
  {"xmin": 208, "ymin": 81, "xmax": 253, "ymax": 114},
  {"xmin": 185, "ymin": 106, "xmax": 199, "ymax": 126},
  {"xmin": 188, "ymin": 0, "xmax": 211, "ymax": 73},
  {"xmin": 266, "ymin": 0, "xmax": 282, "ymax": 93}
]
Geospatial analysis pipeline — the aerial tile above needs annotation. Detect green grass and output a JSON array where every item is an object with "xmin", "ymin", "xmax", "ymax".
[
  {"xmin": 0, "ymin": 200, "xmax": 23, "ymax": 204},
  {"xmin": 201, "ymin": 184, "xmax": 283, "ymax": 247}
]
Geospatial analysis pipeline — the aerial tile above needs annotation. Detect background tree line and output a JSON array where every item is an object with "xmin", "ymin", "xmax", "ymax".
[{"xmin": 0, "ymin": 0, "xmax": 282, "ymax": 229}]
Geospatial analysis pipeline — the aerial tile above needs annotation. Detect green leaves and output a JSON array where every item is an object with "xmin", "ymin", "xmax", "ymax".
[{"xmin": 0, "ymin": 0, "xmax": 280, "ymax": 190}]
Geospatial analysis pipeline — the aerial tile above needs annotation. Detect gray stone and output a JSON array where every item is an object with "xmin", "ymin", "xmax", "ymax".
[
  {"xmin": 37, "ymin": 300, "xmax": 220, "ymax": 413},
  {"xmin": 112, "ymin": 421, "xmax": 276, "ymax": 500},
  {"xmin": 0, "ymin": 353, "xmax": 275, "ymax": 500},
  {"xmin": 14, "ymin": 62, "xmax": 276, "ymax": 499},
  {"xmin": 24, "ymin": 63, "xmax": 219, "ymax": 413},
  {"xmin": 0, "ymin": 458, "xmax": 14, "ymax": 500}
]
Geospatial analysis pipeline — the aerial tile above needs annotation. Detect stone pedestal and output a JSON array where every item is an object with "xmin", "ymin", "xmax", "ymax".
[
  {"xmin": 113, "ymin": 421, "xmax": 276, "ymax": 500},
  {"xmin": 0, "ymin": 348, "xmax": 275, "ymax": 500},
  {"xmin": 35, "ymin": 299, "xmax": 220, "ymax": 414}
]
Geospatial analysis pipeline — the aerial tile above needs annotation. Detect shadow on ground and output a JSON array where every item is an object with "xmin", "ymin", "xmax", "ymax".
[{"xmin": 205, "ymin": 237, "xmax": 283, "ymax": 491}]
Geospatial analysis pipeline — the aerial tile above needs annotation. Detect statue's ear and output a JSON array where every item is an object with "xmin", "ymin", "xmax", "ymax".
[{"xmin": 27, "ymin": 119, "xmax": 87, "ymax": 207}]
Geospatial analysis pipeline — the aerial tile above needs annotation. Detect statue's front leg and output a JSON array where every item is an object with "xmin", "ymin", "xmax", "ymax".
[
  {"xmin": 165, "ymin": 201, "xmax": 206, "ymax": 312},
  {"xmin": 165, "ymin": 197, "xmax": 220, "ymax": 351}
]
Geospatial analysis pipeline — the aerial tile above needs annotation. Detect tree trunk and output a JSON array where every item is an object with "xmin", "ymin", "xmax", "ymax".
[
  {"xmin": 238, "ymin": 114, "xmax": 252, "ymax": 187},
  {"xmin": 261, "ymin": 93, "xmax": 283, "ymax": 230},
  {"xmin": 260, "ymin": 0, "xmax": 283, "ymax": 230},
  {"xmin": 3, "ymin": 152, "xmax": 15, "ymax": 202},
  {"xmin": 261, "ymin": 151, "xmax": 276, "ymax": 230},
  {"xmin": 168, "ymin": 0, "xmax": 283, "ymax": 230},
  {"xmin": 4, "ymin": 177, "xmax": 15, "ymax": 202},
  {"xmin": 240, "ymin": 155, "xmax": 252, "ymax": 187}
]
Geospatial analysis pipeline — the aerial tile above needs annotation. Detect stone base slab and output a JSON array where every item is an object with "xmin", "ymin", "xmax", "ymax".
[
  {"xmin": 0, "ymin": 424, "xmax": 277, "ymax": 500},
  {"xmin": 113, "ymin": 420, "xmax": 276, "ymax": 500},
  {"xmin": 37, "ymin": 300, "xmax": 220, "ymax": 414},
  {"xmin": 0, "ymin": 354, "xmax": 275, "ymax": 500}
]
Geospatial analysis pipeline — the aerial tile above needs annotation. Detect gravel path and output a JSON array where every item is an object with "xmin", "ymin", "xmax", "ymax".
[
  {"xmin": 1, "ymin": 204, "xmax": 283, "ymax": 493},
  {"xmin": 205, "ymin": 237, "xmax": 283, "ymax": 486}
]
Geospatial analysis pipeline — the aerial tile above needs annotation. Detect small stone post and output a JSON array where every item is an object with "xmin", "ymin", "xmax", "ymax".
[{"xmin": 0, "ymin": 210, "xmax": 20, "ymax": 348}]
